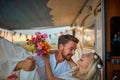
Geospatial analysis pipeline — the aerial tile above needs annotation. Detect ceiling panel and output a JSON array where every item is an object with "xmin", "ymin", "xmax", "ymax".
[
  {"xmin": 0, "ymin": 0, "xmax": 53, "ymax": 29},
  {"xmin": 0, "ymin": 0, "xmax": 87, "ymax": 30},
  {"xmin": 47, "ymin": 0, "xmax": 86, "ymax": 27}
]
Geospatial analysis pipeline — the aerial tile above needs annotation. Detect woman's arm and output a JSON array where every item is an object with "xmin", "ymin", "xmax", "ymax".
[
  {"xmin": 14, "ymin": 56, "xmax": 35, "ymax": 71},
  {"xmin": 43, "ymin": 55, "xmax": 61, "ymax": 80}
]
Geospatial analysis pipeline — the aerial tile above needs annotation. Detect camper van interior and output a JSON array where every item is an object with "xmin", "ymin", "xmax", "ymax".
[{"xmin": 0, "ymin": 0, "xmax": 120, "ymax": 80}]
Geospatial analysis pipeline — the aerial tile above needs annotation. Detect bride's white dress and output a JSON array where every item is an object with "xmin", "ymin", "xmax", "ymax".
[
  {"xmin": 0, "ymin": 37, "xmax": 30, "ymax": 79},
  {"xmin": 58, "ymin": 66, "xmax": 79, "ymax": 80}
]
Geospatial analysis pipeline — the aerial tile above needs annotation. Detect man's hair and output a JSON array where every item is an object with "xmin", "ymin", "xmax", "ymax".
[{"xmin": 58, "ymin": 34, "xmax": 79, "ymax": 47}]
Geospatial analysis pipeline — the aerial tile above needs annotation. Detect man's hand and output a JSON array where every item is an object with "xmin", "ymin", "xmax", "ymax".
[{"xmin": 14, "ymin": 56, "xmax": 36, "ymax": 71}]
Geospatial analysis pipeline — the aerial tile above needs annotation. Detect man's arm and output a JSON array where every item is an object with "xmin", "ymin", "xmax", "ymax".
[
  {"xmin": 43, "ymin": 55, "xmax": 61, "ymax": 80},
  {"xmin": 14, "ymin": 56, "xmax": 35, "ymax": 71}
]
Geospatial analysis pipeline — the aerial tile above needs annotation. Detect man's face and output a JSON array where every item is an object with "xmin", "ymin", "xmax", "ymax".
[{"xmin": 61, "ymin": 41, "xmax": 77, "ymax": 60}]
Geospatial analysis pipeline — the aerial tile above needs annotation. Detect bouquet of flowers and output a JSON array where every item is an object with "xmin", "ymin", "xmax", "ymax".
[{"xmin": 26, "ymin": 32, "xmax": 50, "ymax": 56}]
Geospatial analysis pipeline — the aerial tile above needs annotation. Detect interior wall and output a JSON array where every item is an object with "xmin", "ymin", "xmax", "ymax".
[{"xmin": 73, "ymin": 0, "xmax": 102, "ymax": 55}]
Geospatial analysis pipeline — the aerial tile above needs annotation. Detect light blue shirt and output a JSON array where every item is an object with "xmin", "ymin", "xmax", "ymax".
[
  {"xmin": 34, "ymin": 53, "xmax": 71, "ymax": 80},
  {"xmin": 49, "ymin": 54, "xmax": 71, "ymax": 77}
]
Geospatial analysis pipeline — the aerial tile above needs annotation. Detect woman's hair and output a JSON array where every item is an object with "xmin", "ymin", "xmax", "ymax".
[
  {"xmin": 58, "ymin": 34, "xmax": 79, "ymax": 47},
  {"xmin": 85, "ymin": 52, "xmax": 103, "ymax": 80}
]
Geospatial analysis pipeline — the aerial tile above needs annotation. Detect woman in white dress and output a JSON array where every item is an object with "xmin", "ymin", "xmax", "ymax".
[
  {"xmin": 0, "ymin": 36, "xmax": 36, "ymax": 80},
  {"xmin": 43, "ymin": 51, "xmax": 103, "ymax": 80}
]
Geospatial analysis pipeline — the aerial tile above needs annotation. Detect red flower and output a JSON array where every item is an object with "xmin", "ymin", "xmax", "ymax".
[{"xmin": 7, "ymin": 74, "xmax": 18, "ymax": 80}]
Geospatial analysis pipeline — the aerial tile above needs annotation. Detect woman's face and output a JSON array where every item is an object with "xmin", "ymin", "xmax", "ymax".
[{"xmin": 77, "ymin": 53, "xmax": 94, "ymax": 69}]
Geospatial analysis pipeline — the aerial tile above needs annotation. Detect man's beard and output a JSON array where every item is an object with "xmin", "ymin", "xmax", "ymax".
[{"xmin": 61, "ymin": 48, "xmax": 71, "ymax": 61}]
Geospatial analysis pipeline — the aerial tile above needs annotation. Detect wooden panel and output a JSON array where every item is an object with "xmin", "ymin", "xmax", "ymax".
[{"xmin": 105, "ymin": 0, "xmax": 120, "ymax": 80}]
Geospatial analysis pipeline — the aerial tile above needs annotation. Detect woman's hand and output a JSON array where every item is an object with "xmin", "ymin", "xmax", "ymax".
[{"xmin": 14, "ymin": 56, "xmax": 35, "ymax": 71}]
